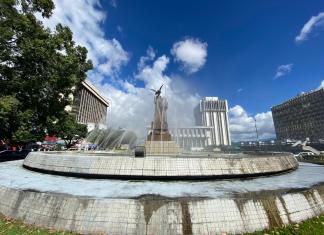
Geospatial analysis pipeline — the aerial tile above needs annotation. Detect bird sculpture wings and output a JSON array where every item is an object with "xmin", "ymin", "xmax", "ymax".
[{"xmin": 150, "ymin": 84, "xmax": 164, "ymax": 98}]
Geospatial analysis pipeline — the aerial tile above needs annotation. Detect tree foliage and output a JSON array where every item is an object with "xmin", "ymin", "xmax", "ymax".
[
  {"xmin": 53, "ymin": 114, "xmax": 87, "ymax": 148},
  {"xmin": 0, "ymin": 0, "xmax": 93, "ymax": 144},
  {"xmin": 0, "ymin": 96, "xmax": 35, "ymax": 143}
]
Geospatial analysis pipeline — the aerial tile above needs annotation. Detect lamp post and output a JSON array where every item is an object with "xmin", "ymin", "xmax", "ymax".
[{"xmin": 254, "ymin": 117, "xmax": 259, "ymax": 147}]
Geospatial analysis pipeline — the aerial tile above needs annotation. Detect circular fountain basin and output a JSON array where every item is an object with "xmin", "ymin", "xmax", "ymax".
[
  {"xmin": 0, "ymin": 160, "xmax": 323, "ymax": 235},
  {"xmin": 23, "ymin": 151, "xmax": 298, "ymax": 180}
]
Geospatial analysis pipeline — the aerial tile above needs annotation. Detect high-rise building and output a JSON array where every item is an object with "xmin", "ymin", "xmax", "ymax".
[
  {"xmin": 70, "ymin": 80, "xmax": 109, "ymax": 132},
  {"xmin": 194, "ymin": 97, "xmax": 231, "ymax": 146},
  {"xmin": 271, "ymin": 88, "xmax": 324, "ymax": 142}
]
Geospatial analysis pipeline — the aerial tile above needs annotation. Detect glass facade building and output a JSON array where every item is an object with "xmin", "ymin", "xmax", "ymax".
[{"xmin": 271, "ymin": 88, "xmax": 324, "ymax": 141}]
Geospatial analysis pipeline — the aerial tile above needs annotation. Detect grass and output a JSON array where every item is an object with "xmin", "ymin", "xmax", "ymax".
[
  {"xmin": 0, "ymin": 213, "xmax": 323, "ymax": 235},
  {"xmin": 0, "ymin": 214, "xmax": 76, "ymax": 235},
  {"xmin": 247, "ymin": 215, "xmax": 324, "ymax": 235}
]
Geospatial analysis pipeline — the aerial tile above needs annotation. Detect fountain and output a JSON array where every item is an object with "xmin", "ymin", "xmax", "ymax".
[{"xmin": 0, "ymin": 86, "xmax": 323, "ymax": 234}]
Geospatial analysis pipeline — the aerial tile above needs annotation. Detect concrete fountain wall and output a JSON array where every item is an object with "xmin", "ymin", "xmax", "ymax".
[
  {"xmin": 0, "ymin": 185, "xmax": 323, "ymax": 234},
  {"xmin": 23, "ymin": 152, "xmax": 298, "ymax": 179},
  {"xmin": 6, "ymin": 151, "xmax": 315, "ymax": 234}
]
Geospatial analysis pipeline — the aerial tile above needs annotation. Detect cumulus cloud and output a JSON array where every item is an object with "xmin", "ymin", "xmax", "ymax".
[
  {"xmin": 36, "ymin": 1, "xmax": 275, "ymax": 144},
  {"xmin": 318, "ymin": 80, "xmax": 324, "ymax": 90},
  {"xmin": 37, "ymin": 0, "xmax": 129, "ymax": 77},
  {"xmin": 295, "ymin": 12, "xmax": 324, "ymax": 43},
  {"xmin": 117, "ymin": 25, "xmax": 123, "ymax": 33},
  {"xmin": 92, "ymin": 49, "xmax": 200, "ymax": 141},
  {"xmin": 274, "ymin": 63, "xmax": 293, "ymax": 79},
  {"xmin": 229, "ymin": 105, "xmax": 275, "ymax": 142},
  {"xmin": 110, "ymin": 0, "xmax": 118, "ymax": 8},
  {"xmin": 171, "ymin": 38, "xmax": 207, "ymax": 74},
  {"xmin": 137, "ymin": 46, "xmax": 156, "ymax": 70}
]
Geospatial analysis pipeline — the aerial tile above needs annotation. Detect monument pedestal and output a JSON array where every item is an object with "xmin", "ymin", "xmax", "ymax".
[
  {"xmin": 145, "ymin": 88, "xmax": 182, "ymax": 155},
  {"xmin": 147, "ymin": 130, "xmax": 171, "ymax": 141},
  {"xmin": 145, "ymin": 141, "xmax": 181, "ymax": 155}
]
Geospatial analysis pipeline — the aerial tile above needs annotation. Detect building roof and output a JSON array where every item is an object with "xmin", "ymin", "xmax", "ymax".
[
  {"xmin": 272, "ymin": 87, "xmax": 324, "ymax": 110},
  {"xmin": 81, "ymin": 80, "xmax": 109, "ymax": 107},
  {"xmin": 203, "ymin": 97, "xmax": 219, "ymax": 101}
]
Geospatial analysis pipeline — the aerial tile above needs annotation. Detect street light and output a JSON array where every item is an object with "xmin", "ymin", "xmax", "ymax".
[{"xmin": 254, "ymin": 117, "xmax": 259, "ymax": 146}]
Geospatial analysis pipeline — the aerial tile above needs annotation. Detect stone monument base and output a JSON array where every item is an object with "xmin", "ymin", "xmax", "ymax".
[
  {"xmin": 145, "ymin": 141, "xmax": 181, "ymax": 155},
  {"xmin": 147, "ymin": 131, "xmax": 171, "ymax": 141}
]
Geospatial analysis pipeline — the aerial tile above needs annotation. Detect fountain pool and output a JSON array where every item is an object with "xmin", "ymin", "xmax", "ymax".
[{"xmin": 0, "ymin": 157, "xmax": 322, "ymax": 235}]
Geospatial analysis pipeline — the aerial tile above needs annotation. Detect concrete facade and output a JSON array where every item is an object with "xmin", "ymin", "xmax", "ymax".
[
  {"xmin": 23, "ymin": 152, "xmax": 298, "ymax": 179},
  {"xmin": 0, "ymin": 184, "xmax": 322, "ymax": 234},
  {"xmin": 272, "ymin": 88, "xmax": 324, "ymax": 141},
  {"xmin": 170, "ymin": 126, "xmax": 213, "ymax": 150},
  {"xmin": 72, "ymin": 80, "xmax": 109, "ymax": 132},
  {"xmin": 194, "ymin": 97, "xmax": 231, "ymax": 146}
]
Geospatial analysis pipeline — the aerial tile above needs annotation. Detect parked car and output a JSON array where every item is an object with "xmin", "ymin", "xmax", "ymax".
[
  {"xmin": 0, "ymin": 150, "xmax": 31, "ymax": 162},
  {"xmin": 0, "ymin": 144, "xmax": 9, "ymax": 151},
  {"xmin": 295, "ymin": 152, "xmax": 316, "ymax": 158}
]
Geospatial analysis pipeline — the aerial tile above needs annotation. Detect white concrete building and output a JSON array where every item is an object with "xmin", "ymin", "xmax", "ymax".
[
  {"xmin": 71, "ymin": 80, "xmax": 109, "ymax": 132},
  {"xmin": 194, "ymin": 97, "xmax": 231, "ymax": 146},
  {"xmin": 170, "ymin": 126, "xmax": 213, "ymax": 150}
]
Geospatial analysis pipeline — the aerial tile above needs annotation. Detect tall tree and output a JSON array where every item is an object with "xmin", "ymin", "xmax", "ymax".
[
  {"xmin": 0, "ymin": 0, "xmax": 93, "ymax": 144},
  {"xmin": 54, "ymin": 114, "xmax": 87, "ymax": 149}
]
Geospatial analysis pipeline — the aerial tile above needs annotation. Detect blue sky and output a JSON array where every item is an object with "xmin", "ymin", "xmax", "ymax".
[
  {"xmin": 41, "ymin": 0, "xmax": 324, "ymax": 140},
  {"xmin": 103, "ymin": 0, "xmax": 324, "ymax": 113}
]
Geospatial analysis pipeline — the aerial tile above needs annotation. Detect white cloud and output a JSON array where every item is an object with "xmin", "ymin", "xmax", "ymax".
[
  {"xmin": 318, "ymin": 80, "xmax": 324, "ymax": 90},
  {"xmin": 37, "ymin": 0, "xmax": 129, "ymax": 77},
  {"xmin": 171, "ymin": 38, "xmax": 207, "ymax": 74},
  {"xmin": 229, "ymin": 105, "xmax": 275, "ymax": 142},
  {"xmin": 91, "ymin": 50, "xmax": 200, "ymax": 141},
  {"xmin": 274, "ymin": 63, "xmax": 293, "ymax": 79},
  {"xmin": 295, "ymin": 12, "xmax": 324, "ymax": 43},
  {"xmin": 137, "ymin": 46, "xmax": 156, "ymax": 71},
  {"xmin": 237, "ymin": 88, "xmax": 243, "ymax": 93},
  {"xmin": 36, "ymin": 1, "xmax": 199, "ymax": 141},
  {"xmin": 110, "ymin": 0, "xmax": 117, "ymax": 8},
  {"xmin": 117, "ymin": 25, "xmax": 123, "ymax": 33}
]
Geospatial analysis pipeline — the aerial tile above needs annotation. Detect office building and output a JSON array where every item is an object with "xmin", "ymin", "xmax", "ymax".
[
  {"xmin": 271, "ymin": 88, "xmax": 324, "ymax": 142},
  {"xmin": 71, "ymin": 80, "xmax": 109, "ymax": 132},
  {"xmin": 194, "ymin": 97, "xmax": 231, "ymax": 146}
]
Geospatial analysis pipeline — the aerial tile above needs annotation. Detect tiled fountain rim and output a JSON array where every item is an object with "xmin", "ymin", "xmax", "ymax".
[
  {"xmin": 33, "ymin": 150, "xmax": 292, "ymax": 158},
  {"xmin": 0, "ymin": 182, "xmax": 322, "ymax": 234},
  {"xmin": 23, "ymin": 151, "xmax": 299, "ymax": 180}
]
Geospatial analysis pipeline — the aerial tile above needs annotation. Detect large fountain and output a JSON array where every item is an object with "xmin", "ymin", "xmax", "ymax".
[
  {"xmin": 23, "ymin": 86, "xmax": 298, "ymax": 180},
  {"xmin": 0, "ymin": 87, "xmax": 323, "ymax": 234}
]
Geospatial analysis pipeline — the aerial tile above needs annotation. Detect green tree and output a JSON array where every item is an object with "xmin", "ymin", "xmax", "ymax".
[
  {"xmin": 54, "ymin": 114, "xmax": 87, "ymax": 149},
  {"xmin": 0, "ymin": 96, "xmax": 36, "ymax": 144},
  {"xmin": 0, "ymin": 0, "xmax": 92, "ymax": 145}
]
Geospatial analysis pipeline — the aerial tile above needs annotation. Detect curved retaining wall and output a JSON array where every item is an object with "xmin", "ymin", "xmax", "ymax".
[
  {"xmin": 0, "ymin": 185, "xmax": 323, "ymax": 234},
  {"xmin": 23, "ymin": 152, "xmax": 298, "ymax": 179}
]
